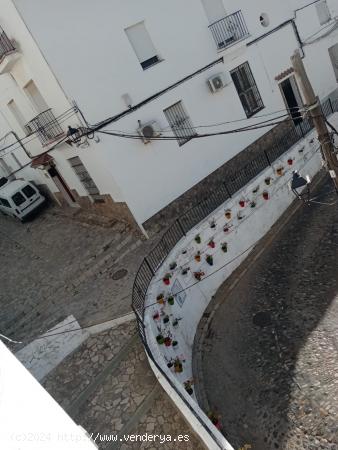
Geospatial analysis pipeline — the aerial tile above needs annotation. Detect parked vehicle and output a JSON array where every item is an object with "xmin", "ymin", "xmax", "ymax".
[{"xmin": 0, "ymin": 180, "xmax": 45, "ymax": 221}]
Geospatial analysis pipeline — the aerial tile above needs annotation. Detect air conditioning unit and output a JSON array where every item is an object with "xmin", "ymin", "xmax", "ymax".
[
  {"xmin": 207, "ymin": 72, "xmax": 231, "ymax": 93},
  {"xmin": 137, "ymin": 120, "xmax": 161, "ymax": 144}
]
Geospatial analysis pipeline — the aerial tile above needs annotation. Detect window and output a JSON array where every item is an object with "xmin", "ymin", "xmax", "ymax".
[
  {"xmin": 7, "ymin": 100, "xmax": 26, "ymax": 130},
  {"xmin": 68, "ymin": 156, "xmax": 102, "ymax": 201},
  {"xmin": 24, "ymin": 80, "xmax": 48, "ymax": 113},
  {"xmin": 230, "ymin": 62, "xmax": 264, "ymax": 117},
  {"xmin": 12, "ymin": 192, "xmax": 26, "ymax": 206},
  {"xmin": 164, "ymin": 101, "xmax": 197, "ymax": 146},
  {"xmin": 316, "ymin": 0, "xmax": 331, "ymax": 25},
  {"xmin": 125, "ymin": 22, "xmax": 160, "ymax": 70},
  {"xmin": 0, "ymin": 198, "xmax": 10, "ymax": 208},
  {"xmin": 22, "ymin": 185, "xmax": 36, "ymax": 199}
]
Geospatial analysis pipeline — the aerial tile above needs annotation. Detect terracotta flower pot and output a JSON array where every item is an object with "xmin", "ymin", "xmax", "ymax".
[
  {"xmin": 195, "ymin": 254, "xmax": 201, "ymax": 262},
  {"xmin": 156, "ymin": 294, "xmax": 165, "ymax": 305},
  {"xmin": 225, "ymin": 210, "xmax": 232, "ymax": 219},
  {"xmin": 276, "ymin": 167, "xmax": 284, "ymax": 176},
  {"xmin": 174, "ymin": 363, "xmax": 183, "ymax": 373}
]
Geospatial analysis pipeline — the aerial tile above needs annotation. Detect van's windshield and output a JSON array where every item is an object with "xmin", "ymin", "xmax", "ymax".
[{"xmin": 12, "ymin": 192, "xmax": 26, "ymax": 206}]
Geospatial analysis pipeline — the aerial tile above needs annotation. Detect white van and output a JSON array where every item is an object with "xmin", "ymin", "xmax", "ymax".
[{"xmin": 0, "ymin": 179, "xmax": 45, "ymax": 221}]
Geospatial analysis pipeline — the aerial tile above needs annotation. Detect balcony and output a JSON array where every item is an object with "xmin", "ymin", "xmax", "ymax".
[
  {"xmin": 25, "ymin": 109, "xmax": 64, "ymax": 146},
  {"xmin": 0, "ymin": 27, "xmax": 19, "ymax": 74},
  {"xmin": 208, "ymin": 10, "xmax": 249, "ymax": 50}
]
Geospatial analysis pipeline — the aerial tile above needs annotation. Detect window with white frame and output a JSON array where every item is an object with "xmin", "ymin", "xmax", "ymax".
[
  {"xmin": 24, "ymin": 80, "xmax": 48, "ymax": 113},
  {"xmin": 163, "ymin": 101, "xmax": 197, "ymax": 146},
  {"xmin": 316, "ymin": 0, "xmax": 331, "ymax": 25},
  {"xmin": 230, "ymin": 62, "xmax": 264, "ymax": 118},
  {"xmin": 125, "ymin": 22, "xmax": 161, "ymax": 70},
  {"xmin": 7, "ymin": 100, "xmax": 26, "ymax": 131}
]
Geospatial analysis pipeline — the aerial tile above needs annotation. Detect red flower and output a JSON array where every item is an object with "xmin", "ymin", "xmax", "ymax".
[
  {"xmin": 287, "ymin": 159, "xmax": 293, "ymax": 166},
  {"xmin": 239, "ymin": 200, "xmax": 245, "ymax": 208}
]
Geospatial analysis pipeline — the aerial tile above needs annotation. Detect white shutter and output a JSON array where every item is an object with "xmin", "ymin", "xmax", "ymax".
[
  {"xmin": 125, "ymin": 22, "xmax": 157, "ymax": 63},
  {"xmin": 200, "ymin": 0, "xmax": 226, "ymax": 24},
  {"xmin": 316, "ymin": 0, "xmax": 331, "ymax": 25}
]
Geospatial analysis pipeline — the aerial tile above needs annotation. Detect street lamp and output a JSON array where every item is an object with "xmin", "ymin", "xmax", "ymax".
[{"xmin": 290, "ymin": 171, "xmax": 311, "ymax": 203}]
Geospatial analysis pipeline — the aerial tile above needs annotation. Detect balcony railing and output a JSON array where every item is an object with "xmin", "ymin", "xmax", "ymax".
[
  {"xmin": 25, "ymin": 109, "xmax": 64, "ymax": 146},
  {"xmin": 0, "ymin": 27, "xmax": 15, "ymax": 62},
  {"xmin": 208, "ymin": 10, "xmax": 249, "ymax": 50}
]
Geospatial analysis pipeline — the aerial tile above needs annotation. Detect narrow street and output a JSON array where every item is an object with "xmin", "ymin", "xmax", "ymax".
[{"xmin": 195, "ymin": 175, "xmax": 338, "ymax": 450}]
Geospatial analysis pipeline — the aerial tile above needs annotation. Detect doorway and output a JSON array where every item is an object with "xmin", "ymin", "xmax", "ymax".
[
  {"xmin": 279, "ymin": 76, "xmax": 303, "ymax": 126},
  {"xmin": 47, "ymin": 165, "xmax": 78, "ymax": 207}
]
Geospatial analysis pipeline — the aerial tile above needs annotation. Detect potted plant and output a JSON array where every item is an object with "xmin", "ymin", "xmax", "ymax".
[
  {"xmin": 174, "ymin": 358, "xmax": 183, "ymax": 373},
  {"xmin": 210, "ymin": 219, "xmax": 216, "ymax": 229},
  {"xmin": 184, "ymin": 380, "xmax": 194, "ymax": 395},
  {"xmin": 172, "ymin": 340, "xmax": 178, "ymax": 348},
  {"xmin": 156, "ymin": 334, "xmax": 164, "ymax": 345},
  {"xmin": 225, "ymin": 209, "xmax": 232, "ymax": 220},
  {"xmin": 163, "ymin": 315, "xmax": 170, "ymax": 324},
  {"xmin": 250, "ymin": 201, "xmax": 256, "ymax": 208},
  {"xmin": 156, "ymin": 293, "xmax": 165, "ymax": 305},
  {"xmin": 181, "ymin": 267, "xmax": 189, "ymax": 276},
  {"xmin": 264, "ymin": 177, "xmax": 272, "ymax": 186},
  {"xmin": 194, "ymin": 271, "xmax": 205, "ymax": 281},
  {"xmin": 206, "ymin": 255, "xmax": 213, "ymax": 266},
  {"xmin": 195, "ymin": 251, "xmax": 201, "ymax": 262},
  {"xmin": 239, "ymin": 199, "xmax": 246, "ymax": 208},
  {"xmin": 172, "ymin": 318, "xmax": 181, "ymax": 328},
  {"xmin": 169, "ymin": 261, "xmax": 177, "ymax": 270},
  {"xmin": 298, "ymin": 146, "xmax": 305, "ymax": 153},
  {"xmin": 208, "ymin": 239, "xmax": 215, "ymax": 249},
  {"xmin": 168, "ymin": 296, "xmax": 175, "ymax": 306},
  {"xmin": 263, "ymin": 191, "xmax": 269, "ymax": 200},
  {"xmin": 195, "ymin": 234, "xmax": 201, "ymax": 244},
  {"xmin": 163, "ymin": 273, "xmax": 172, "ymax": 285},
  {"xmin": 153, "ymin": 311, "xmax": 160, "ymax": 321},
  {"xmin": 167, "ymin": 360, "xmax": 174, "ymax": 369},
  {"xmin": 287, "ymin": 158, "xmax": 293, "ymax": 166},
  {"xmin": 208, "ymin": 412, "xmax": 221, "ymax": 430},
  {"xmin": 237, "ymin": 211, "xmax": 244, "ymax": 220},
  {"xmin": 276, "ymin": 166, "xmax": 284, "ymax": 176},
  {"xmin": 223, "ymin": 224, "xmax": 231, "ymax": 233},
  {"xmin": 164, "ymin": 336, "xmax": 172, "ymax": 347},
  {"xmin": 182, "ymin": 249, "xmax": 187, "ymax": 255},
  {"xmin": 252, "ymin": 185, "xmax": 259, "ymax": 194},
  {"xmin": 221, "ymin": 242, "xmax": 228, "ymax": 253}
]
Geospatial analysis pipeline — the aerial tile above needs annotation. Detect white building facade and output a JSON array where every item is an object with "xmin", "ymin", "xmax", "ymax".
[{"xmin": 0, "ymin": 0, "xmax": 337, "ymax": 232}]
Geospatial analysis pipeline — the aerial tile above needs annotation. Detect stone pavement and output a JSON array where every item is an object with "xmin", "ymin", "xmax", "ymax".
[
  {"xmin": 43, "ymin": 320, "xmax": 204, "ymax": 450},
  {"xmin": 194, "ymin": 176, "xmax": 338, "ymax": 450}
]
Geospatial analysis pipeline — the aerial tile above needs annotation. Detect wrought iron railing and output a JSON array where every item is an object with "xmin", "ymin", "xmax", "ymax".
[
  {"xmin": 132, "ymin": 95, "xmax": 338, "ymax": 448},
  {"xmin": 25, "ymin": 109, "xmax": 64, "ymax": 146},
  {"xmin": 0, "ymin": 27, "xmax": 15, "ymax": 61},
  {"xmin": 208, "ymin": 10, "xmax": 249, "ymax": 50}
]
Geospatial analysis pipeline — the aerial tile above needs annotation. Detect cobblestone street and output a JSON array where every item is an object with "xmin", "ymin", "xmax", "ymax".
[{"xmin": 195, "ymin": 176, "xmax": 338, "ymax": 450}]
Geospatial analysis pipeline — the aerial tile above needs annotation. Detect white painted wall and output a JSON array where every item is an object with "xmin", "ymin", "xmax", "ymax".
[
  {"xmin": 11, "ymin": 0, "xmax": 338, "ymax": 225},
  {"xmin": 0, "ymin": 340, "xmax": 97, "ymax": 449},
  {"xmin": 141, "ymin": 112, "xmax": 338, "ymax": 449}
]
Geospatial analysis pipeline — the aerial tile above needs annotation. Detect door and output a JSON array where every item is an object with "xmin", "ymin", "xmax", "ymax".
[
  {"xmin": 47, "ymin": 166, "xmax": 78, "ymax": 207},
  {"xmin": 280, "ymin": 76, "xmax": 303, "ymax": 126},
  {"xmin": 201, "ymin": 0, "xmax": 226, "ymax": 24},
  {"xmin": 329, "ymin": 44, "xmax": 338, "ymax": 82}
]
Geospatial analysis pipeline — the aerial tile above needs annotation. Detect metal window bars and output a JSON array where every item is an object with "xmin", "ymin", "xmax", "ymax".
[
  {"xmin": 164, "ymin": 101, "xmax": 197, "ymax": 146},
  {"xmin": 0, "ymin": 27, "xmax": 15, "ymax": 62},
  {"xmin": 208, "ymin": 10, "xmax": 250, "ymax": 50},
  {"xmin": 25, "ymin": 109, "xmax": 64, "ymax": 146}
]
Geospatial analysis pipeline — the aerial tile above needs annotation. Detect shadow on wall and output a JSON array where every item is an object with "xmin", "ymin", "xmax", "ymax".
[{"xmin": 200, "ymin": 177, "xmax": 338, "ymax": 450}]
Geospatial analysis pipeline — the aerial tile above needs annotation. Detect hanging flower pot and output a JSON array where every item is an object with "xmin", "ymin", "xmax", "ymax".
[
  {"xmin": 167, "ymin": 360, "xmax": 174, "ymax": 369},
  {"xmin": 263, "ymin": 191, "xmax": 269, "ymax": 200},
  {"xmin": 184, "ymin": 380, "xmax": 194, "ymax": 396},
  {"xmin": 168, "ymin": 296, "xmax": 174, "ymax": 306},
  {"xmin": 163, "ymin": 315, "xmax": 170, "ymax": 324},
  {"xmin": 287, "ymin": 158, "xmax": 293, "ymax": 166},
  {"xmin": 174, "ymin": 359, "xmax": 183, "ymax": 373},
  {"xmin": 156, "ymin": 334, "xmax": 164, "ymax": 345},
  {"xmin": 195, "ymin": 234, "xmax": 201, "ymax": 244},
  {"xmin": 237, "ymin": 212, "xmax": 244, "ymax": 220},
  {"xmin": 265, "ymin": 177, "xmax": 272, "ymax": 186},
  {"xmin": 221, "ymin": 242, "xmax": 228, "ymax": 253},
  {"xmin": 276, "ymin": 166, "xmax": 284, "ymax": 176},
  {"xmin": 194, "ymin": 271, "xmax": 205, "ymax": 281},
  {"xmin": 156, "ymin": 294, "xmax": 165, "ymax": 305},
  {"xmin": 250, "ymin": 201, "xmax": 256, "ymax": 208},
  {"xmin": 239, "ymin": 199, "xmax": 246, "ymax": 208},
  {"xmin": 172, "ymin": 318, "xmax": 181, "ymax": 328},
  {"xmin": 206, "ymin": 255, "xmax": 213, "ymax": 266},
  {"xmin": 210, "ymin": 220, "xmax": 216, "ymax": 229},
  {"xmin": 252, "ymin": 185, "xmax": 260, "ymax": 194},
  {"xmin": 208, "ymin": 239, "xmax": 215, "ymax": 249},
  {"xmin": 169, "ymin": 262, "xmax": 177, "ymax": 271},
  {"xmin": 181, "ymin": 267, "xmax": 189, "ymax": 276},
  {"xmin": 172, "ymin": 340, "xmax": 178, "ymax": 348},
  {"xmin": 195, "ymin": 251, "xmax": 201, "ymax": 262},
  {"xmin": 153, "ymin": 311, "xmax": 160, "ymax": 321},
  {"xmin": 163, "ymin": 273, "xmax": 172, "ymax": 285},
  {"xmin": 164, "ymin": 336, "xmax": 172, "ymax": 347},
  {"xmin": 225, "ymin": 209, "xmax": 232, "ymax": 220}
]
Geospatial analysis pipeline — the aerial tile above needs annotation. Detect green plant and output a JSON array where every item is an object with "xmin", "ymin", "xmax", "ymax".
[
  {"xmin": 156, "ymin": 335, "xmax": 164, "ymax": 345},
  {"xmin": 168, "ymin": 296, "xmax": 174, "ymax": 305},
  {"xmin": 206, "ymin": 255, "xmax": 213, "ymax": 266},
  {"xmin": 221, "ymin": 242, "xmax": 228, "ymax": 253},
  {"xmin": 172, "ymin": 340, "xmax": 178, "ymax": 347},
  {"xmin": 163, "ymin": 315, "xmax": 170, "ymax": 324},
  {"xmin": 195, "ymin": 234, "xmax": 201, "ymax": 244},
  {"xmin": 181, "ymin": 267, "xmax": 189, "ymax": 275},
  {"xmin": 169, "ymin": 262, "xmax": 177, "ymax": 270}
]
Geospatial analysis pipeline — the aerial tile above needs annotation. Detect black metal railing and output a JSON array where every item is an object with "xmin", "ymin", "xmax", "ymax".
[
  {"xmin": 25, "ymin": 109, "xmax": 64, "ymax": 146},
  {"xmin": 132, "ymin": 94, "xmax": 338, "ymax": 447},
  {"xmin": 0, "ymin": 27, "xmax": 15, "ymax": 61},
  {"xmin": 208, "ymin": 10, "xmax": 249, "ymax": 50}
]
